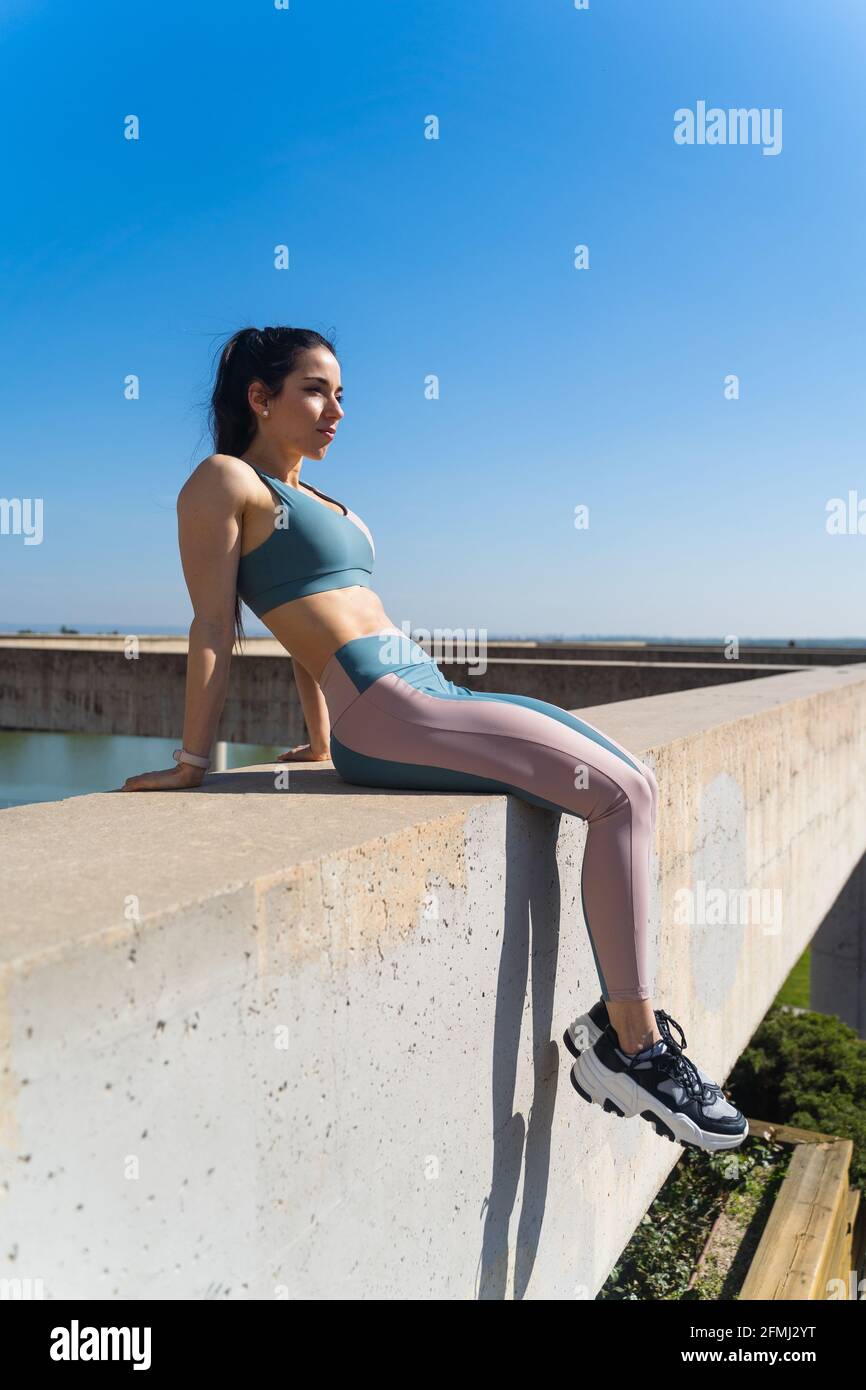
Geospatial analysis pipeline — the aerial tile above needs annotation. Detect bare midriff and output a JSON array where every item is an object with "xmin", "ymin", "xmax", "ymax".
[
  {"xmin": 239, "ymin": 468, "xmax": 396, "ymax": 684},
  {"xmin": 255, "ymin": 587, "xmax": 395, "ymax": 684}
]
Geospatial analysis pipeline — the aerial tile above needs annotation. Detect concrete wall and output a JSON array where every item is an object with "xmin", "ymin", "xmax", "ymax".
[
  {"xmin": 1, "ymin": 663, "xmax": 865, "ymax": 1299},
  {"xmin": 0, "ymin": 635, "xmax": 807, "ymax": 744},
  {"xmin": 811, "ymin": 855, "xmax": 866, "ymax": 1037}
]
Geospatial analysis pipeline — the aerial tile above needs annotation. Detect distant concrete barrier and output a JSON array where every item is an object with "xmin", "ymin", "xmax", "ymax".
[
  {"xmin": 1, "ymin": 663, "xmax": 864, "ymax": 1298},
  {"xmin": 0, "ymin": 634, "xmax": 811, "ymax": 744}
]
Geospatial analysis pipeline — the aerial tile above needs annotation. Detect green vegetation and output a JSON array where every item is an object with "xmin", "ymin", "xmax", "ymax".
[
  {"xmin": 599, "ymin": 1137, "xmax": 790, "ymax": 1300},
  {"xmin": 775, "ymin": 943, "xmax": 810, "ymax": 1007},
  {"xmin": 729, "ymin": 1003, "xmax": 866, "ymax": 1189}
]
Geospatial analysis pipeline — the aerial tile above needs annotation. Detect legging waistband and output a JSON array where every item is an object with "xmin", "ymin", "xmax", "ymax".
[{"xmin": 318, "ymin": 626, "xmax": 436, "ymax": 724}]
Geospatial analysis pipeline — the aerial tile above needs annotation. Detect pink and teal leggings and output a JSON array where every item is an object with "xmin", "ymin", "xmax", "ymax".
[{"xmin": 318, "ymin": 627, "xmax": 658, "ymax": 1002}]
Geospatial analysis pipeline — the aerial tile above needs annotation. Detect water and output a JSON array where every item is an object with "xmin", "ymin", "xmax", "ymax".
[{"xmin": 0, "ymin": 731, "xmax": 287, "ymax": 811}]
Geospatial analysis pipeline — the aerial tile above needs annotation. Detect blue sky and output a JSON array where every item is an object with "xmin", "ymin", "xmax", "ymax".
[{"xmin": 1, "ymin": 0, "xmax": 864, "ymax": 640}]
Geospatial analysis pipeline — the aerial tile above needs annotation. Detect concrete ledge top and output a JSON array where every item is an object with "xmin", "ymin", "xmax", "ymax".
[
  {"xmin": 0, "ymin": 630, "xmax": 813, "ymax": 673},
  {"xmin": 3, "ymin": 631, "xmax": 865, "ymax": 656},
  {"xmin": 0, "ymin": 635, "xmax": 291, "ymax": 655},
  {"xmin": 0, "ymin": 631, "xmax": 860, "ymax": 665},
  {"xmin": 2, "ymin": 662, "xmax": 865, "ymax": 971},
  {"xmin": 578, "ymin": 659, "xmax": 866, "ymax": 748}
]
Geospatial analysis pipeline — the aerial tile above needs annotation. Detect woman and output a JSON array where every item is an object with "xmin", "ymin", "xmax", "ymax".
[{"xmin": 121, "ymin": 324, "xmax": 747, "ymax": 1154}]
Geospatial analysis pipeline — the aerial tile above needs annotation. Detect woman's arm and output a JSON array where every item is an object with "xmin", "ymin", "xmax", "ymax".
[
  {"xmin": 277, "ymin": 655, "xmax": 331, "ymax": 761},
  {"xmin": 121, "ymin": 456, "xmax": 243, "ymax": 791}
]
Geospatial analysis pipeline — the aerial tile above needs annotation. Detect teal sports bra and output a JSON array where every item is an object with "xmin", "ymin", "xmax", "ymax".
[{"xmin": 237, "ymin": 462, "xmax": 376, "ymax": 619}]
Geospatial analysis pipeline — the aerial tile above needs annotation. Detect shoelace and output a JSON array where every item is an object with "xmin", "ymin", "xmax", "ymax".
[{"xmin": 645, "ymin": 1010, "xmax": 720, "ymax": 1105}]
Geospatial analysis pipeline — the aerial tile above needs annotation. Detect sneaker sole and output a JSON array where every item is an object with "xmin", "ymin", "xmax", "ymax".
[{"xmin": 570, "ymin": 1042, "xmax": 748, "ymax": 1153}]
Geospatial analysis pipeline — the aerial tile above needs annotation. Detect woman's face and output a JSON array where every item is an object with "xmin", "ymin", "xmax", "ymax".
[{"xmin": 251, "ymin": 347, "xmax": 345, "ymax": 457}]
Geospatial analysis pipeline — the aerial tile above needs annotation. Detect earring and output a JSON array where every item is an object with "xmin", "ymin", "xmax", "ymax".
[{"xmin": 262, "ymin": 409, "xmax": 269, "ymax": 417}]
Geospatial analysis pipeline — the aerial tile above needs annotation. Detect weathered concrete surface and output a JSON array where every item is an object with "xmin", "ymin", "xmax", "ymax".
[
  {"xmin": 0, "ymin": 634, "xmax": 806, "ymax": 743},
  {"xmin": 1, "ymin": 663, "xmax": 865, "ymax": 1299}
]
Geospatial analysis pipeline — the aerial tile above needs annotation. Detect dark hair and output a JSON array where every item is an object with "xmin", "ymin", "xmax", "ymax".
[{"xmin": 207, "ymin": 325, "xmax": 338, "ymax": 648}]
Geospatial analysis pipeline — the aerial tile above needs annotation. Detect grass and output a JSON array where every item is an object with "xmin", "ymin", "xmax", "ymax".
[{"xmin": 775, "ymin": 943, "xmax": 810, "ymax": 1008}]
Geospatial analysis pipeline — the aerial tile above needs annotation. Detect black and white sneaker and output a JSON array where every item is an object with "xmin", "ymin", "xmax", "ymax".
[{"xmin": 569, "ymin": 1009, "xmax": 749, "ymax": 1153}]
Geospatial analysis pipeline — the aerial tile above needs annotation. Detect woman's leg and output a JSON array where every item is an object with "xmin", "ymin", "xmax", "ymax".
[
  {"xmin": 321, "ymin": 632, "xmax": 659, "ymax": 1005},
  {"xmin": 585, "ymin": 754, "xmax": 662, "ymax": 1050},
  {"xmin": 606, "ymin": 999, "xmax": 662, "ymax": 1053},
  {"xmin": 320, "ymin": 632, "xmax": 749, "ymax": 1153}
]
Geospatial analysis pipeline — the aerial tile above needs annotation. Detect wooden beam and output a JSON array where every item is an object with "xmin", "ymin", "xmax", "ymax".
[{"xmin": 740, "ymin": 1139, "xmax": 853, "ymax": 1299}]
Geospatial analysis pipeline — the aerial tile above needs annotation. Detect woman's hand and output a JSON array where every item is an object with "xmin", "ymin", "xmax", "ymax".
[
  {"xmin": 275, "ymin": 742, "xmax": 332, "ymax": 763},
  {"xmin": 120, "ymin": 763, "xmax": 206, "ymax": 792}
]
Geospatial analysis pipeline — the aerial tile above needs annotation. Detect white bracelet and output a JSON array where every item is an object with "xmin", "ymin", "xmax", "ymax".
[{"xmin": 173, "ymin": 747, "xmax": 211, "ymax": 770}]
